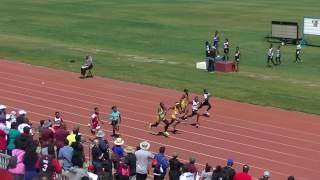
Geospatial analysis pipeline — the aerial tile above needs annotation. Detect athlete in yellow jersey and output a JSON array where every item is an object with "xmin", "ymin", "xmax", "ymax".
[
  {"xmin": 168, "ymin": 102, "xmax": 183, "ymax": 134},
  {"xmin": 180, "ymin": 89, "xmax": 190, "ymax": 118},
  {"xmin": 149, "ymin": 102, "xmax": 170, "ymax": 137}
]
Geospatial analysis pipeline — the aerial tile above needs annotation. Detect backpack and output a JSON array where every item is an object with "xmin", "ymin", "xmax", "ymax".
[
  {"xmin": 118, "ymin": 162, "xmax": 130, "ymax": 177},
  {"xmin": 7, "ymin": 155, "xmax": 18, "ymax": 169}
]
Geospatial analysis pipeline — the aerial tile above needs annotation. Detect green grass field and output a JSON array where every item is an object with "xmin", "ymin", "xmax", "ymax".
[{"xmin": 0, "ymin": 0, "xmax": 319, "ymax": 114}]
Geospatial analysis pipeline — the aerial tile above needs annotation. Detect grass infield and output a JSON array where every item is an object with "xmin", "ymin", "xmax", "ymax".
[{"xmin": 0, "ymin": 0, "xmax": 319, "ymax": 114}]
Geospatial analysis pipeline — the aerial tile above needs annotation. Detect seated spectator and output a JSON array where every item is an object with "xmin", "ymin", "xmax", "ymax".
[
  {"xmin": 24, "ymin": 141, "xmax": 39, "ymax": 180},
  {"xmin": 16, "ymin": 110, "xmax": 28, "ymax": 125},
  {"xmin": 7, "ymin": 122, "xmax": 21, "ymax": 155},
  {"xmin": 8, "ymin": 141, "xmax": 26, "ymax": 180},
  {"xmin": 67, "ymin": 125, "xmax": 80, "ymax": 146},
  {"xmin": 258, "ymin": 170, "xmax": 270, "ymax": 180},
  {"xmin": 212, "ymin": 165, "xmax": 226, "ymax": 180},
  {"xmin": 124, "ymin": 146, "xmax": 136, "ymax": 179},
  {"xmin": 39, "ymin": 120, "xmax": 54, "ymax": 147},
  {"xmin": 80, "ymin": 55, "xmax": 93, "ymax": 78},
  {"xmin": 200, "ymin": 163, "xmax": 212, "ymax": 180},
  {"xmin": 179, "ymin": 165, "xmax": 194, "ymax": 180},
  {"xmin": 135, "ymin": 141, "xmax": 154, "ymax": 180},
  {"xmin": 37, "ymin": 144, "xmax": 62, "ymax": 179},
  {"xmin": 58, "ymin": 139, "xmax": 74, "ymax": 171},
  {"xmin": 153, "ymin": 146, "xmax": 169, "ymax": 180},
  {"xmin": 54, "ymin": 122, "xmax": 69, "ymax": 155},
  {"xmin": 223, "ymin": 159, "xmax": 236, "ymax": 180},
  {"xmin": 185, "ymin": 157, "xmax": 198, "ymax": 177},
  {"xmin": 0, "ymin": 118, "xmax": 8, "ymax": 153},
  {"xmin": 111, "ymin": 138, "xmax": 125, "ymax": 169},
  {"xmin": 169, "ymin": 152, "xmax": 183, "ymax": 180},
  {"xmin": 234, "ymin": 165, "xmax": 252, "ymax": 180}
]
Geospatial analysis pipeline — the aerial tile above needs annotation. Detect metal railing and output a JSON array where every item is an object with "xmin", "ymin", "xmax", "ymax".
[{"xmin": 0, "ymin": 152, "xmax": 10, "ymax": 169}]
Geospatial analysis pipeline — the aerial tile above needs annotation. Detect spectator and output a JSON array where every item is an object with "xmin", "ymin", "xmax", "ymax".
[
  {"xmin": 15, "ymin": 126, "xmax": 33, "ymax": 149},
  {"xmin": 180, "ymin": 165, "xmax": 194, "ymax": 180},
  {"xmin": 111, "ymin": 138, "xmax": 125, "ymax": 169},
  {"xmin": 0, "ymin": 118, "xmax": 8, "ymax": 153},
  {"xmin": 153, "ymin": 146, "xmax": 169, "ymax": 180},
  {"xmin": 54, "ymin": 122, "xmax": 69, "ymax": 155},
  {"xmin": 258, "ymin": 171, "xmax": 270, "ymax": 180},
  {"xmin": 8, "ymin": 141, "xmax": 26, "ymax": 180},
  {"xmin": 200, "ymin": 163, "xmax": 212, "ymax": 180},
  {"xmin": 185, "ymin": 157, "xmax": 198, "ymax": 176},
  {"xmin": 135, "ymin": 141, "xmax": 154, "ymax": 180},
  {"xmin": 72, "ymin": 140, "xmax": 85, "ymax": 168},
  {"xmin": 58, "ymin": 139, "xmax": 74, "ymax": 171},
  {"xmin": 80, "ymin": 55, "xmax": 93, "ymax": 78},
  {"xmin": 37, "ymin": 144, "xmax": 62, "ymax": 179},
  {"xmin": 16, "ymin": 110, "xmax": 28, "ymax": 125},
  {"xmin": 94, "ymin": 129, "xmax": 109, "ymax": 159},
  {"xmin": 205, "ymin": 41, "xmax": 210, "ymax": 57},
  {"xmin": 100, "ymin": 153, "xmax": 113, "ymax": 180},
  {"xmin": 223, "ymin": 159, "xmax": 236, "ymax": 180},
  {"xmin": 24, "ymin": 141, "xmax": 39, "ymax": 180},
  {"xmin": 68, "ymin": 166, "xmax": 90, "ymax": 180},
  {"xmin": 17, "ymin": 118, "xmax": 32, "ymax": 135},
  {"xmin": 233, "ymin": 165, "xmax": 252, "ymax": 180},
  {"xmin": 168, "ymin": 152, "xmax": 183, "ymax": 180},
  {"xmin": 67, "ymin": 125, "xmax": 80, "ymax": 146},
  {"xmin": 0, "ymin": 105, "xmax": 7, "ymax": 122},
  {"xmin": 92, "ymin": 139, "xmax": 104, "ymax": 174},
  {"xmin": 288, "ymin": 176, "xmax": 295, "ymax": 180},
  {"xmin": 40, "ymin": 120, "xmax": 54, "ymax": 148},
  {"xmin": 211, "ymin": 165, "xmax": 226, "ymax": 180},
  {"xmin": 7, "ymin": 122, "xmax": 21, "ymax": 155},
  {"xmin": 124, "ymin": 146, "xmax": 137, "ymax": 179}
]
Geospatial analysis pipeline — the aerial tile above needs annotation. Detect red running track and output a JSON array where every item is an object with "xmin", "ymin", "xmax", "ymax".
[{"xmin": 0, "ymin": 60, "xmax": 319, "ymax": 180}]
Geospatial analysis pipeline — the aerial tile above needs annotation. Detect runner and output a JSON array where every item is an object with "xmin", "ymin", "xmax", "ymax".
[
  {"xmin": 149, "ymin": 102, "xmax": 170, "ymax": 137},
  {"xmin": 53, "ymin": 112, "xmax": 63, "ymax": 130},
  {"xmin": 168, "ymin": 102, "xmax": 183, "ymax": 134},
  {"xmin": 180, "ymin": 89, "xmax": 190, "ymax": 118},
  {"xmin": 199, "ymin": 89, "xmax": 212, "ymax": 116},
  {"xmin": 88, "ymin": 107, "xmax": 103, "ymax": 135},
  {"xmin": 109, "ymin": 105, "xmax": 121, "ymax": 137},
  {"xmin": 185, "ymin": 96, "xmax": 201, "ymax": 128}
]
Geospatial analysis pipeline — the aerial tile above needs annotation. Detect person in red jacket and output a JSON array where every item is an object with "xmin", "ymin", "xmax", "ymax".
[{"xmin": 233, "ymin": 165, "xmax": 252, "ymax": 180}]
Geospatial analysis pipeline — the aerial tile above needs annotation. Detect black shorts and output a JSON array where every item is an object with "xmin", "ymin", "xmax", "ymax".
[
  {"xmin": 191, "ymin": 110, "xmax": 198, "ymax": 116},
  {"xmin": 111, "ymin": 120, "xmax": 118, "ymax": 128},
  {"xmin": 224, "ymin": 48, "xmax": 229, "ymax": 54}
]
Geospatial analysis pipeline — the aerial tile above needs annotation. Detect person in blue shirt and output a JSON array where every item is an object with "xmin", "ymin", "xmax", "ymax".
[
  {"xmin": 153, "ymin": 146, "xmax": 169, "ymax": 180},
  {"xmin": 109, "ymin": 106, "xmax": 122, "ymax": 137},
  {"xmin": 58, "ymin": 139, "xmax": 74, "ymax": 171}
]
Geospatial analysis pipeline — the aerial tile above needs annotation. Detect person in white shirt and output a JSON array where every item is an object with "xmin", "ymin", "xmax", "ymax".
[
  {"xmin": 135, "ymin": 141, "xmax": 154, "ymax": 180},
  {"xmin": 275, "ymin": 45, "xmax": 281, "ymax": 65},
  {"xmin": 295, "ymin": 43, "xmax": 302, "ymax": 63},
  {"xmin": 267, "ymin": 44, "xmax": 275, "ymax": 66},
  {"xmin": 80, "ymin": 55, "xmax": 93, "ymax": 78},
  {"xmin": 180, "ymin": 165, "xmax": 196, "ymax": 180},
  {"xmin": 223, "ymin": 38, "xmax": 230, "ymax": 61},
  {"xmin": 184, "ymin": 96, "xmax": 201, "ymax": 128}
]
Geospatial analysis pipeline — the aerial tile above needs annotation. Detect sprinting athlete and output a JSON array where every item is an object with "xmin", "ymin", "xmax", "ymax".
[
  {"xmin": 199, "ymin": 89, "xmax": 212, "ymax": 116},
  {"xmin": 180, "ymin": 89, "xmax": 190, "ymax": 117},
  {"xmin": 109, "ymin": 106, "xmax": 121, "ymax": 137},
  {"xmin": 88, "ymin": 107, "xmax": 103, "ymax": 135},
  {"xmin": 149, "ymin": 102, "xmax": 170, "ymax": 137},
  {"xmin": 185, "ymin": 96, "xmax": 201, "ymax": 128},
  {"xmin": 168, "ymin": 102, "xmax": 183, "ymax": 134}
]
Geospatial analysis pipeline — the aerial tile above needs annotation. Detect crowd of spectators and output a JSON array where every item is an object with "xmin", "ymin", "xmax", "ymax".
[{"xmin": 0, "ymin": 105, "xmax": 296, "ymax": 180}]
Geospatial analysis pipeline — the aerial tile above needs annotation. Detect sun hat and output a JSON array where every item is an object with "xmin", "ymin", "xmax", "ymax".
[
  {"xmin": 0, "ymin": 105, "xmax": 7, "ymax": 110},
  {"xmin": 114, "ymin": 137, "xmax": 124, "ymax": 145},
  {"xmin": 263, "ymin": 170, "xmax": 270, "ymax": 177},
  {"xmin": 124, "ymin": 146, "xmax": 135, "ymax": 153},
  {"xmin": 139, "ymin": 141, "xmax": 150, "ymax": 150},
  {"xmin": 95, "ymin": 130, "xmax": 105, "ymax": 138},
  {"xmin": 42, "ymin": 120, "xmax": 52, "ymax": 128},
  {"xmin": 227, "ymin": 159, "xmax": 234, "ymax": 166},
  {"xmin": 18, "ymin": 110, "xmax": 27, "ymax": 115}
]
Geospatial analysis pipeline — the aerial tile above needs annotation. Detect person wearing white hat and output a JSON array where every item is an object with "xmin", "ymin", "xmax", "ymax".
[
  {"xmin": 16, "ymin": 110, "xmax": 28, "ymax": 125},
  {"xmin": 258, "ymin": 170, "xmax": 270, "ymax": 180},
  {"xmin": 135, "ymin": 141, "xmax": 154, "ymax": 180}
]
